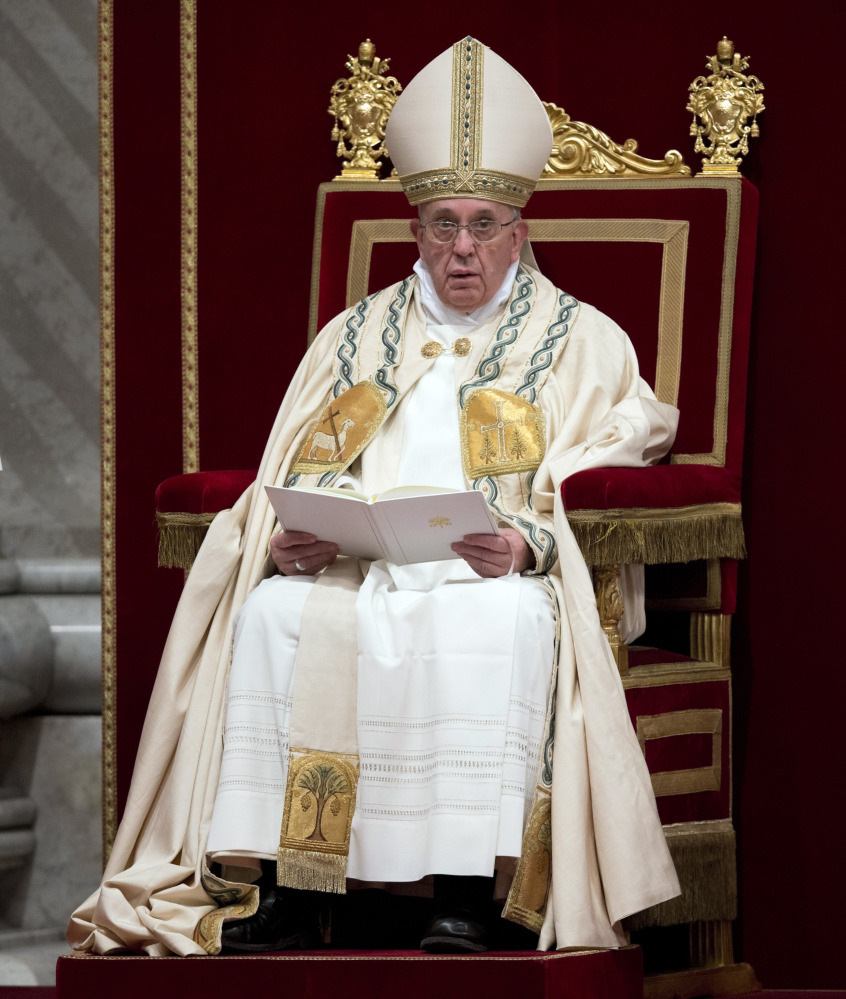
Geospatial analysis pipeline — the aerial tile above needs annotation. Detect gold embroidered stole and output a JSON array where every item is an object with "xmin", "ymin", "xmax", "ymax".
[
  {"xmin": 446, "ymin": 269, "xmax": 578, "ymax": 932},
  {"xmin": 276, "ymin": 279, "xmax": 418, "ymax": 891},
  {"xmin": 275, "ymin": 267, "xmax": 579, "ymax": 914},
  {"xmin": 277, "ymin": 558, "xmax": 363, "ymax": 892},
  {"xmin": 288, "ymin": 277, "xmax": 415, "ymax": 489}
]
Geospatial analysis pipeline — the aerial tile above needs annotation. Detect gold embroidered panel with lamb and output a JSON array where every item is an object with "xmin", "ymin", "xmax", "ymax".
[
  {"xmin": 460, "ymin": 388, "xmax": 546, "ymax": 479},
  {"xmin": 291, "ymin": 380, "xmax": 387, "ymax": 475}
]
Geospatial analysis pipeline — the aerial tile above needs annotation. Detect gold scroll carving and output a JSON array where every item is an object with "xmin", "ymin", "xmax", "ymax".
[
  {"xmin": 595, "ymin": 565, "xmax": 628, "ymax": 674},
  {"xmin": 542, "ymin": 102, "xmax": 690, "ymax": 178}
]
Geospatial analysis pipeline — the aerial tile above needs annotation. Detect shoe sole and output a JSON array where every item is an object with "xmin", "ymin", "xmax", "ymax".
[
  {"xmin": 420, "ymin": 934, "xmax": 488, "ymax": 954},
  {"xmin": 221, "ymin": 931, "xmax": 319, "ymax": 953}
]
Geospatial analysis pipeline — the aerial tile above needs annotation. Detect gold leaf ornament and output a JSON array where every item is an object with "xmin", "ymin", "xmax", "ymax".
[{"xmin": 421, "ymin": 337, "xmax": 472, "ymax": 359}]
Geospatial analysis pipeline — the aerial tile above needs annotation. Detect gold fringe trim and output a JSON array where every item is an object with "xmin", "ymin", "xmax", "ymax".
[
  {"xmin": 156, "ymin": 504, "xmax": 745, "ymax": 570},
  {"xmin": 566, "ymin": 504, "xmax": 745, "ymax": 566},
  {"xmin": 155, "ymin": 510, "xmax": 216, "ymax": 569},
  {"xmin": 624, "ymin": 822, "xmax": 737, "ymax": 929},
  {"xmin": 277, "ymin": 847, "xmax": 348, "ymax": 894}
]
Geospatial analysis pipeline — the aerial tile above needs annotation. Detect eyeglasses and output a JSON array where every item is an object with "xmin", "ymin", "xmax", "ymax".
[{"xmin": 419, "ymin": 218, "xmax": 517, "ymax": 244}]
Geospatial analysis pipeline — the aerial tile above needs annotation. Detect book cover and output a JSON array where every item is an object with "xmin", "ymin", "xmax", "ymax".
[{"xmin": 264, "ymin": 485, "xmax": 499, "ymax": 564}]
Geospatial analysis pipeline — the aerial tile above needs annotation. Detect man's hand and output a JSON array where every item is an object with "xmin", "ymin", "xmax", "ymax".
[
  {"xmin": 451, "ymin": 527, "xmax": 533, "ymax": 578},
  {"xmin": 270, "ymin": 530, "xmax": 339, "ymax": 576}
]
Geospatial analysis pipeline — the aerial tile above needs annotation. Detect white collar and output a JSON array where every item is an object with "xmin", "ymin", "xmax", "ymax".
[{"xmin": 413, "ymin": 258, "xmax": 519, "ymax": 329}]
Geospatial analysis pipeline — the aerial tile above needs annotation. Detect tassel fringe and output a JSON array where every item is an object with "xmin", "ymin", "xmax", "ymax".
[
  {"xmin": 157, "ymin": 505, "xmax": 745, "ymax": 571},
  {"xmin": 277, "ymin": 848, "xmax": 348, "ymax": 895},
  {"xmin": 156, "ymin": 511, "xmax": 217, "ymax": 569},
  {"xmin": 624, "ymin": 822, "xmax": 737, "ymax": 929},
  {"xmin": 567, "ymin": 506, "xmax": 746, "ymax": 566}
]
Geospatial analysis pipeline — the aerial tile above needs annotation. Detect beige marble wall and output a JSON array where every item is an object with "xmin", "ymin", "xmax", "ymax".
[
  {"xmin": 0, "ymin": 0, "xmax": 99, "ymax": 558},
  {"xmin": 0, "ymin": 714, "xmax": 102, "ymax": 929},
  {"xmin": 0, "ymin": 2, "xmax": 101, "ymax": 977}
]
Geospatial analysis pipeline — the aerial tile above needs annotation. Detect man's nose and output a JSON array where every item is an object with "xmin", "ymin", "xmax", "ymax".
[{"xmin": 452, "ymin": 227, "xmax": 476, "ymax": 254}]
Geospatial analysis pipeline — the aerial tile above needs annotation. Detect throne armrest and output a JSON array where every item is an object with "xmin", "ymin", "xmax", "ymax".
[
  {"xmin": 156, "ymin": 463, "xmax": 746, "ymax": 571},
  {"xmin": 155, "ymin": 469, "xmax": 257, "ymax": 568},
  {"xmin": 562, "ymin": 464, "xmax": 745, "ymax": 567}
]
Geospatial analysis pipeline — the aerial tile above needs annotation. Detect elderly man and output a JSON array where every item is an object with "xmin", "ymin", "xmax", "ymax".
[
  {"xmin": 69, "ymin": 37, "xmax": 679, "ymax": 959},
  {"xmin": 272, "ymin": 199, "xmax": 535, "ymax": 580}
]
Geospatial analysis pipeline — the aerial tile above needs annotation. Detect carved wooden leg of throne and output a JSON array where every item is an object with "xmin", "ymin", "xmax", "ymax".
[
  {"xmin": 689, "ymin": 613, "xmax": 739, "ymax": 981},
  {"xmin": 690, "ymin": 609, "xmax": 731, "ymax": 669},
  {"xmin": 594, "ymin": 565, "xmax": 628, "ymax": 674}
]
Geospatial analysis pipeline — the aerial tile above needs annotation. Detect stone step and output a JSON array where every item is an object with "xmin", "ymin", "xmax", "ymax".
[
  {"xmin": 0, "ymin": 828, "xmax": 36, "ymax": 871},
  {"xmin": 0, "ymin": 790, "xmax": 37, "ymax": 830}
]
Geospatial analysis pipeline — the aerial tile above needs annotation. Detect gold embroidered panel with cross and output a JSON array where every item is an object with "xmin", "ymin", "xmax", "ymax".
[
  {"xmin": 460, "ymin": 388, "xmax": 546, "ymax": 480},
  {"xmin": 291, "ymin": 380, "xmax": 387, "ymax": 476}
]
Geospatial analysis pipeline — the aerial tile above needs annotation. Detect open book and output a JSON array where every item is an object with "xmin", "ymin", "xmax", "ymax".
[{"xmin": 265, "ymin": 484, "xmax": 500, "ymax": 565}]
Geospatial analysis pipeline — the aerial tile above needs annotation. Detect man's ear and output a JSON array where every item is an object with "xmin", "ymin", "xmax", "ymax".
[
  {"xmin": 511, "ymin": 219, "xmax": 530, "ymax": 263},
  {"xmin": 410, "ymin": 217, "xmax": 426, "ymax": 255}
]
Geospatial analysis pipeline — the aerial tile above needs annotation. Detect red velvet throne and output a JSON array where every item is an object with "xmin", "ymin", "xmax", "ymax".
[
  {"xmin": 66, "ymin": 18, "xmax": 761, "ymax": 999},
  {"xmin": 153, "ymin": 185, "xmax": 758, "ymax": 997}
]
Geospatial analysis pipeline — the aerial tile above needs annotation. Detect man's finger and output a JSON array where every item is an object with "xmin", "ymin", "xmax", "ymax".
[
  {"xmin": 272, "ymin": 530, "xmax": 317, "ymax": 549},
  {"xmin": 459, "ymin": 533, "xmax": 509, "ymax": 552}
]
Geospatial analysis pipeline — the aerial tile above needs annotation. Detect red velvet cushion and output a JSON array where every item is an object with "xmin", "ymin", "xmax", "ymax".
[
  {"xmin": 156, "ymin": 464, "xmax": 740, "ymax": 518},
  {"xmin": 155, "ymin": 469, "xmax": 257, "ymax": 514},
  {"xmin": 560, "ymin": 464, "xmax": 741, "ymax": 513}
]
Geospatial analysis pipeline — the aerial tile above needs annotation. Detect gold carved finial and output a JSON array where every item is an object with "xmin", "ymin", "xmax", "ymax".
[
  {"xmin": 328, "ymin": 40, "xmax": 401, "ymax": 180},
  {"xmin": 687, "ymin": 37, "xmax": 765, "ymax": 175},
  {"xmin": 541, "ymin": 103, "xmax": 690, "ymax": 178}
]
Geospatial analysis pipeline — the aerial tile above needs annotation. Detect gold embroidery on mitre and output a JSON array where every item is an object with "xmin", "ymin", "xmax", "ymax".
[
  {"xmin": 460, "ymin": 388, "xmax": 545, "ymax": 479},
  {"xmin": 278, "ymin": 751, "xmax": 359, "ymax": 894},
  {"xmin": 502, "ymin": 795, "xmax": 551, "ymax": 933},
  {"xmin": 291, "ymin": 380, "xmax": 387, "ymax": 475}
]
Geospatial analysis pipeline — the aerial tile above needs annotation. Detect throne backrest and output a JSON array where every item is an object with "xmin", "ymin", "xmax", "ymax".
[{"xmin": 309, "ymin": 178, "xmax": 758, "ymax": 475}]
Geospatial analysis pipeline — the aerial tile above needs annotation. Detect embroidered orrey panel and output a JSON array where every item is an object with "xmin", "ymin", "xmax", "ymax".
[
  {"xmin": 372, "ymin": 276, "xmax": 412, "ymax": 408},
  {"xmin": 459, "ymin": 268, "xmax": 535, "ymax": 406},
  {"xmin": 333, "ymin": 295, "xmax": 374, "ymax": 396},
  {"xmin": 291, "ymin": 279, "xmax": 413, "ymax": 487},
  {"xmin": 514, "ymin": 291, "xmax": 579, "ymax": 404},
  {"xmin": 472, "ymin": 475, "xmax": 557, "ymax": 573}
]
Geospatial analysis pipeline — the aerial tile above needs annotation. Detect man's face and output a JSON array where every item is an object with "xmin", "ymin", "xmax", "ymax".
[{"xmin": 410, "ymin": 198, "xmax": 529, "ymax": 313}]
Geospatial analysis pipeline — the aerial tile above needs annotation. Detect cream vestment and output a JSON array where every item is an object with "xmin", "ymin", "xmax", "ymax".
[{"xmin": 69, "ymin": 263, "xmax": 680, "ymax": 956}]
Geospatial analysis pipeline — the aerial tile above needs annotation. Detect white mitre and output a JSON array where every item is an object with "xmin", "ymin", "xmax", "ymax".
[{"xmin": 385, "ymin": 36, "xmax": 553, "ymax": 208}]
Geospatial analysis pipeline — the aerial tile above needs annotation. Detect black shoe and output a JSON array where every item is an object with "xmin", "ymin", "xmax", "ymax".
[
  {"xmin": 420, "ymin": 909, "xmax": 490, "ymax": 953},
  {"xmin": 420, "ymin": 874, "xmax": 494, "ymax": 954},
  {"xmin": 220, "ymin": 862, "xmax": 322, "ymax": 953}
]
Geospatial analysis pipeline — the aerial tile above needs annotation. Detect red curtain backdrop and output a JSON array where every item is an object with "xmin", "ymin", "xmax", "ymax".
[{"xmin": 107, "ymin": 0, "xmax": 845, "ymax": 988}]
